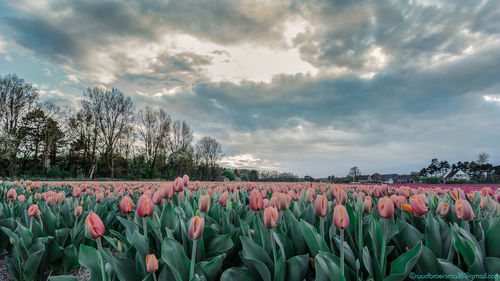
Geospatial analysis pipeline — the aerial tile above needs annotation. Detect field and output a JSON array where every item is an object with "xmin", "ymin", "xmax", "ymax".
[{"xmin": 1, "ymin": 178, "xmax": 500, "ymax": 281}]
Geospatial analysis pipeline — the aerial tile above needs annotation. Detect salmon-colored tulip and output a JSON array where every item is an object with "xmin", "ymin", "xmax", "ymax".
[
  {"xmin": 146, "ymin": 254, "xmax": 159, "ymax": 273},
  {"xmin": 455, "ymin": 199, "xmax": 475, "ymax": 221},
  {"xmin": 152, "ymin": 191, "xmax": 162, "ymax": 205},
  {"xmin": 136, "ymin": 195, "xmax": 153, "ymax": 217},
  {"xmin": 401, "ymin": 195, "xmax": 428, "ymax": 216},
  {"xmin": 85, "ymin": 212, "xmax": 105, "ymax": 239},
  {"xmin": 199, "ymin": 194, "xmax": 211, "ymax": 213},
  {"xmin": 436, "ymin": 201, "xmax": 449, "ymax": 217},
  {"xmin": 73, "ymin": 187, "xmax": 81, "ymax": 197},
  {"xmin": 333, "ymin": 204, "xmax": 349, "ymax": 229},
  {"xmin": 263, "ymin": 206, "xmax": 279, "ymax": 229},
  {"xmin": 336, "ymin": 189, "xmax": 347, "ymax": 205},
  {"xmin": 120, "ymin": 196, "xmax": 135, "ymax": 214},
  {"xmin": 182, "ymin": 174, "xmax": 189, "ymax": 187},
  {"xmin": 18, "ymin": 195, "xmax": 25, "ymax": 202},
  {"xmin": 188, "ymin": 216, "xmax": 205, "ymax": 240},
  {"xmin": 27, "ymin": 204, "xmax": 41, "ymax": 217},
  {"xmin": 6, "ymin": 188, "xmax": 17, "ymax": 201},
  {"xmin": 74, "ymin": 205, "xmax": 83, "ymax": 217},
  {"xmin": 314, "ymin": 195, "xmax": 329, "ymax": 217},
  {"xmin": 377, "ymin": 196, "xmax": 394, "ymax": 218},
  {"xmin": 250, "ymin": 189, "xmax": 263, "ymax": 211},
  {"xmin": 218, "ymin": 191, "xmax": 229, "ymax": 207},
  {"xmin": 364, "ymin": 197, "xmax": 373, "ymax": 213},
  {"xmin": 174, "ymin": 177, "xmax": 184, "ymax": 193}
]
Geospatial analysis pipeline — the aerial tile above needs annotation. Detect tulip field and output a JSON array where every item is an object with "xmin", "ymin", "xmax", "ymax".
[{"xmin": 1, "ymin": 178, "xmax": 500, "ymax": 281}]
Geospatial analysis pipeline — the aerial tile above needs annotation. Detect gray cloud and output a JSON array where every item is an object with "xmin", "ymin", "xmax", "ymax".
[{"xmin": 1, "ymin": 0, "xmax": 500, "ymax": 176}]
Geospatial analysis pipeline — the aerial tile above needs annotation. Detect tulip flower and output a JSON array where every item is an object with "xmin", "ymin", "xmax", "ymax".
[
  {"xmin": 146, "ymin": 254, "xmax": 159, "ymax": 277},
  {"xmin": 183, "ymin": 174, "xmax": 189, "ymax": 187},
  {"xmin": 28, "ymin": 204, "xmax": 41, "ymax": 217},
  {"xmin": 120, "ymin": 196, "xmax": 134, "ymax": 214},
  {"xmin": 137, "ymin": 195, "xmax": 153, "ymax": 217},
  {"xmin": 364, "ymin": 197, "xmax": 373, "ymax": 213},
  {"xmin": 218, "ymin": 191, "xmax": 229, "ymax": 207},
  {"xmin": 314, "ymin": 195, "xmax": 329, "ymax": 217},
  {"xmin": 199, "ymin": 194, "xmax": 211, "ymax": 213},
  {"xmin": 188, "ymin": 216, "xmax": 205, "ymax": 280},
  {"xmin": 6, "ymin": 188, "xmax": 17, "ymax": 201},
  {"xmin": 436, "ymin": 201, "xmax": 449, "ymax": 217},
  {"xmin": 152, "ymin": 191, "xmax": 162, "ymax": 205},
  {"xmin": 18, "ymin": 195, "xmax": 25, "ymax": 202},
  {"xmin": 73, "ymin": 187, "xmax": 81, "ymax": 197},
  {"xmin": 263, "ymin": 206, "xmax": 279, "ymax": 229},
  {"xmin": 333, "ymin": 204, "xmax": 349, "ymax": 276},
  {"xmin": 377, "ymin": 196, "xmax": 394, "ymax": 219},
  {"xmin": 74, "ymin": 205, "xmax": 83, "ymax": 217},
  {"xmin": 250, "ymin": 189, "xmax": 263, "ymax": 211},
  {"xmin": 455, "ymin": 199, "xmax": 475, "ymax": 221},
  {"xmin": 401, "ymin": 195, "xmax": 428, "ymax": 216},
  {"xmin": 336, "ymin": 188, "xmax": 347, "ymax": 205},
  {"xmin": 85, "ymin": 212, "xmax": 105, "ymax": 239}
]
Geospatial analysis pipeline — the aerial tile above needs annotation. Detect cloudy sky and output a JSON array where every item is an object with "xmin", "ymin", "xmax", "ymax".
[{"xmin": 1, "ymin": 0, "xmax": 499, "ymax": 177}]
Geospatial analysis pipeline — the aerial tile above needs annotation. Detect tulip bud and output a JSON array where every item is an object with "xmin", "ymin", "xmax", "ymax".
[
  {"xmin": 73, "ymin": 187, "xmax": 81, "ymax": 198},
  {"xmin": 435, "ymin": 201, "xmax": 449, "ymax": 217},
  {"xmin": 18, "ymin": 195, "xmax": 26, "ymax": 202},
  {"xmin": 27, "ymin": 204, "xmax": 41, "ymax": 217},
  {"xmin": 250, "ymin": 189, "xmax": 263, "ymax": 211},
  {"xmin": 455, "ymin": 199, "xmax": 475, "ymax": 221},
  {"xmin": 120, "ymin": 196, "xmax": 135, "ymax": 214},
  {"xmin": 199, "ymin": 194, "xmax": 211, "ymax": 213},
  {"xmin": 377, "ymin": 196, "xmax": 394, "ymax": 218},
  {"xmin": 173, "ymin": 177, "xmax": 184, "ymax": 193},
  {"xmin": 314, "ymin": 195, "xmax": 328, "ymax": 217},
  {"xmin": 336, "ymin": 189, "xmax": 347, "ymax": 205},
  {"xmin": 74, "ymin": 205, "xmax": 83, "ymax": 217},
  {"xmin": 117, "ymin": 240, "xmax": 124, "ymax": 252},
  {"xmin": 404, "ymin": 195, "xmax": 428, "ymax": 216},
  {"xmin": 137, "ymin": 194, "xmax": 153, "ymax": 217},
  {"xmin": 146, "ymin": 254, "xmax": 159, "ymax": 273},
  {"xmin": 85, "ymin": 212, "xmax": 105, "ymax": 239},
  {"xmin": 188, "ymin": 216, "xmax": 205, "ymax": 240},
  {"xmin": 263, "ymin": 206, "xmax": 279, "ymax": 229},
  {"xmin": 333, "ymin": 204, "xmax": 349, "ymax": 229}
]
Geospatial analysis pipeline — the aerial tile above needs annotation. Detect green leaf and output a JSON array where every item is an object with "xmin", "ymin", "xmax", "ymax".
[
  {"xmin": 416, "ymin": 245, "xmax": 442, "ymax": 275},
  {"xmin": 487, "ymin": 218, "xmax": 500, "ymax": 258},
  {"xmin": 384, "ymin": 241, "xmax": 422, "ymax": 281},
  {"xmin": 132, "ymin": 230, "xmax": 150, "ymax": 275},
  {"xmin": 102, "ymin": 249, "xmax": 142, "ymax": 281},
  {"xmin": 205, "ymin": 234, "xmax": 234, "ymax": 258},
  {"xmin": 425, "ymin": 212, "xmax": 442, "ymax": 258},
  {"xmin": 48, "ymin": 276, "xmax": 80, "ymax": 281},
  {"xmin": 240, "ymin": 255, "xmax": 272, "ymax": 281},
  {"xmin": 437, "ymin": 259, "xmax": 470, "ymax": 281},
  {"xmin": 23, "ymin": 247, "xmax": 45, "ymax": 281},
  {"xmin": 485, "ymin": 257, "xmax": 500, "ymax": 275},
  {"xmin": 299, "ymin": 219, "xmax": 329, "ymax": 257},
  {"xmin": 62, "ymin": 245, "xmax": 79, "ymax": 273},
  {"xmin": 161, "ymin": 238, "xmax": 190, "ymax": 281},
  {"xmin": 161, "ymin": 203, "xmax": 178, "ymax": 231},
  {"xmin": 314, "ymin": 251, "xmax": 346, "ymax": 281},
  {"xmin": 286, "ymin": 254, "xmax": 309, "ymax": 281},
  {"xmin": 198, "ymin": 254, "xmax": 225, "ymax": 281},
  {"xmin": 220, "ymin": 268, "xmax": 259, "ymax": 281},
  {"xmin": 78, "ymin": 245, "xmax": 104, "ymax": 281},
  {"xmin": 240, "ymin": 236, "xmax": 274, "ymax": 276}
]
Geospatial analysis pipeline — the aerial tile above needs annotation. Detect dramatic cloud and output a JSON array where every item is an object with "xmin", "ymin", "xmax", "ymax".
[{"xmin": 1, "ymin": 0, "xmax": 499, "ymax": 176}]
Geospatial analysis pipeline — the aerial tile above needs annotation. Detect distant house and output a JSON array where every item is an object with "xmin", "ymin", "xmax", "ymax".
[
  {"xmin": 443, "ymin": 169, "xmax": 470, "ymax": 181},
  {"xmin": 371, "ymin": 173, "xmax": 383, "ymax": 182},
  {"xmin": 358, "ymin": 175, "xmax": 372, "ymax": 183},
  {"xmin": 393, "ymin": 174, "xmax": 417, "ymax": 184},
  {"xmin": 381, "ymin": 174, "xmax": 398, "ymax": 184},
  {"xmin": 219, "ymin": 176, "xmax": 230, "ymax": 182}
]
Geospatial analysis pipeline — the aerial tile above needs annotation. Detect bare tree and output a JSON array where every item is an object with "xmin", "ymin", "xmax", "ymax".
[
  {"xmin": 476, "ymin": 152, "xmax": 490, "ymax": 165},
  {"xmin": 137, "ymin": 106, "xmax": 172, "ymax": 170},
  {"xmin": 348, "ymin": 166, "xmax": 361, "ymax": 181},
  {"xmin": 168, "ymin": 120, "xmax": 193, "ymax": 153},
  {"xmin": 0, "ymin": 74, "xmax": 39, "ymax": 176},
  {"xmin": 195, "ymin": 136, "xmax": 223, "ymax": 180},
  {"xmin": 82, "ymin": 87, "xmax": 134, "ymax": 178}
]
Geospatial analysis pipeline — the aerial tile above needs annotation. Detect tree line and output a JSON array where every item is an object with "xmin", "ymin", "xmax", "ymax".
[{"xmin": 0, "ymin": 73, "xmax": 224, "ymax": 180}]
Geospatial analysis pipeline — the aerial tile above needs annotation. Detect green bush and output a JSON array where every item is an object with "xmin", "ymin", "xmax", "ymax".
[{"xmin": 222, "ymin": 169, "xmax": 236, "ymax": 181}]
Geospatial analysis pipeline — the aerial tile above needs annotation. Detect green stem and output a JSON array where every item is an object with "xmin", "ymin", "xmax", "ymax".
[
  {"xmin": 271, "ymin": 229, "xmax": 277, "ymax": 265},
  {"xmin": 358, "ymin": 211, "xmax": 363, "ymax": 273},
  {"xmin": 320, "ymin": 216, "xmax": 325, "ymax": 239},
  {"xmin": 380, "ymin": 219, "xmax": 387, "ymax": 277},
  {"xmin": 340, "ymin": 230, "xmax": 345, "ymax": 277},
  {"xmin": 143, "ymin": 218, "xmax": 148, "ymax": 237},
  {"xmin": 29, "ymin": 217, "xmax": 33, "ymax": 233},
  {"xmin": 153, "ymin": 272, "xmax": 157, "ymax": 281},
  {"xmin": 258, "ymin": 212, "xmax": 266, "ymax": 248},
  {"xmin": 97, "ymin": 238, "xmax": 107, "ymax": 281},
  {"xmin": 189, "ymin": 240, "xmax": 198, "ymax": 280}
]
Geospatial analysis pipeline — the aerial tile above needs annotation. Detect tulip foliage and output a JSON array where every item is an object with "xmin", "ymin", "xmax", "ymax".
[{"xmin": 0, "ymin": 179, "xmax": 500, "ymax": 281}]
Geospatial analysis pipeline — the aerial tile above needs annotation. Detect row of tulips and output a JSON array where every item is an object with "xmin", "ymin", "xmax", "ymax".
[{"xmin": 1, "ymin": 179, "xmax": 500, "ymax": 281}]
